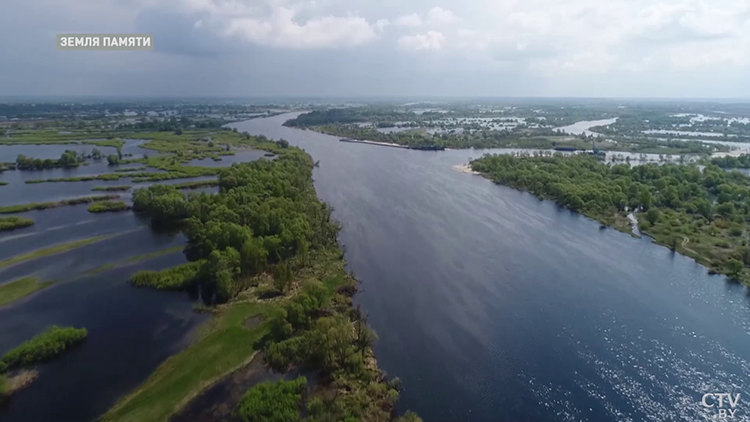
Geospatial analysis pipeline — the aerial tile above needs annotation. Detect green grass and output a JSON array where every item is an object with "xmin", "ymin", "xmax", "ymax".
[
  {"xmin": 84, "ymin": 263, "xmax": 117, "ymax": 276},
  {"xmin": 87, "ymin": 201, "xmax": 130, "ymax": 213},
  {"xmin": 100, "ymin": 302, "xmax": 271, "ymax": 422},
  {"xmin": 0, "ymin": 277, "xmax": 54, "ymax": 307},
  {"xmin": 0, "ymin": 216, "xmax": 34, "ymax": 232},
  {"xmin": 125, "ymin": 246, "xmax": 184, "ymax": 263},
  {"xmin": 78, "ymin": 246, "xmax": 184, "ymax": 276},
  {"xmin": 0, "ymin": 234, "xmax": 119, "ymax": 270},
  {"xmin": 0, "ymin": 195, "xmax": 120, "ymax": 214},
  {"xmin": 92, "ymin": 185, "xmax": 132, "ymax": 192}
]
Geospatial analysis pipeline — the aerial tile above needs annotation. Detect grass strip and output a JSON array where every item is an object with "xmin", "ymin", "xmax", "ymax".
[
  {"xmin": 125, "ymin": 246, "xmax": 184, "ymax": 264},
  {"xmin": 100, "ymin": 303, "xmax": 270, "ymax": 422},
  {"xmin": 87, "ymin": 201, "xmax": 131, "ymax": 213},
  {"xmin": 0, "ymin": 195, "xmax": 120, "ymax": 214},
  {"xmin": 0, "ymin": 234, "xmax": 119, "ymax": 270},
  {"xmin": 0, "ymin": 277, "xmax": 54, "ymax": 307},
  {"xmin": 92, "ymin": 185, "xmax": 132, "ymax": 192}
]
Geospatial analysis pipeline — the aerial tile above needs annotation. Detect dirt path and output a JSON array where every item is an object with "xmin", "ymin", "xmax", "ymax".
[{"xmin": 681, "ymin": 236, "xmax": 698, "ymax": 255}]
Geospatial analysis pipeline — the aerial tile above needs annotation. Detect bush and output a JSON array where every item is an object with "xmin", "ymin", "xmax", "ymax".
[
  {"xmin": 87, "ymin": 201, "xmax": 130, "ymax": 213},
  {"xmin": 1, "ymin": 326, "xmax": 88, "ymax": 370},
  {"xmin": 130, "ymin": 261, "xmax": 201, "ymax": 290},
  {"xmin": 265, "ymin": 337, "xmax": 307, "ymax": 371},
  {"xmin": 235, "ymin": 377, "xmax": 306, "ymax": 422}
]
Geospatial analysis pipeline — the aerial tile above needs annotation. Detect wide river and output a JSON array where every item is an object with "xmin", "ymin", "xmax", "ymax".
[
  {"xmin": 0, "ymin": 113, "xmax": 749, "ymax": 421},
  {"xmin": 230, "ymin": 113, "xmax": 750, "ymax": 422}
]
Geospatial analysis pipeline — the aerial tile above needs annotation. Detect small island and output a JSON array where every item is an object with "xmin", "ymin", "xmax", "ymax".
[
  {"xmin": 1, "ymin": 326, "xmax": 88, "ymax": 402},
  {"xmin": 0, "ymin": 216, "xmax": 34, "ymax": 232}
]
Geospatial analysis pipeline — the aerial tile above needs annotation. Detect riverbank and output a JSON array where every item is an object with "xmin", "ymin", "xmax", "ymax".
[
  {"xmin": 470, "ymin": 154, "xmax": 750, "ymax": 286},
  {"xmin": 452, "ymin": 163, "xmax": 480, "ymax": 175}
]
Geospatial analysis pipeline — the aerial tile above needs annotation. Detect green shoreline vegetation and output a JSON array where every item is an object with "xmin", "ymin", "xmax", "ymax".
[
  {"xmin": 0, "ymin": 234, "xmax": 119, "ymax": 270},
  {"xmin": 0, "ymin": 326, "xmax": 87, "ymax": 402},
  {"xmin": 101, "ymin": 141, "xmax": 417, "ymax": 422},
  {"xmin": 0, "ymin": 182, "xmax": 7, "ymax": 186},
  {"xmin": 0, "ymin": 216, "xmax": 34, "ymax": 232},
  {"xmin": 92, "ymin": 185, "xmax": 132, "ymax": 192},
  {"xmin": 130, "ymin": 261, "xmax": 202, "ymax": 290},
  {"xmin": 87, "ymin": 201, "xmax": 131, "ymax": 213},
  {"xmin": 0, "ymin": 195, "xmax": 120, "ymax": 214},
  {"xmin": 0, "ymin": 277, "xmax": 54, "ymax": 307},
  {"xmin": 471, "ymin": 154, "xmax": 750, "ymax": 285},
  {"xmin": 1, "ymin": 326, "xmax": 87, "ymax": 371}
]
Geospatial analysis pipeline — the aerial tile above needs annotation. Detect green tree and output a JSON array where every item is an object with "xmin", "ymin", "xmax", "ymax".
[
  {"xmin": 235, "ymin": 377, "xmax": 306, "ymax": 422},
  {"xmin": 646, "ymin": 208, "xmax": 660, "ymax": 225},
  {"xmin": 640, "ymin": 189, "xmax": 653, "ymax": 211},
  {"xmin": 727, "ymin": 259, "xmax": 743, "ymax": 279}
]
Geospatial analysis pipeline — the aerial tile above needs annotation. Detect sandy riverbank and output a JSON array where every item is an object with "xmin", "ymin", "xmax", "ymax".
[{"xmin": 452, "ymin": 163, "xmax": 480, "ymax": 175}]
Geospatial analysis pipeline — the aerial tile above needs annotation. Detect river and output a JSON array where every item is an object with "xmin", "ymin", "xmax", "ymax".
[
  {"xmin": 229, "ymin": 113, "xmax": 750, "ymax": 422},
  {"xmin": 1, "ymin": 114, "xmax": 749, "ymax": 421}
]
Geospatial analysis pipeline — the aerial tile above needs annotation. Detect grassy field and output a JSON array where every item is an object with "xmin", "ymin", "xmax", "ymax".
[
  {"xmin": 99, "ymin": 302, "xmax": 271, "ymax": 422},
  {"xmin": 0, "ymin": 277, "xmax": 54, "ymax": 306},
  {"xmin": 0, "ymin": 234, "xmax": 120, "ymax": 270}
]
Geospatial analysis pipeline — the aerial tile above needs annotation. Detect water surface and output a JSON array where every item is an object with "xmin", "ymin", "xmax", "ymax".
[{"xmin": 230, "ymin": 113, "xmax": 750, "ymax": 422}]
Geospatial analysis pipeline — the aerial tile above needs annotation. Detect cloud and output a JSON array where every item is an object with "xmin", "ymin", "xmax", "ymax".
[
  {"xmin": 427, "ymin": 7, "xmax": 458, "ymax": 25},
  {"xmin": 222, "ymin": 8, "xmax": 378, "ymax": 48},
  {"xmin": 2, "ymin": 0, "xmax": 750, "ymax": 97},
  {"xmin": 395, "ymin": 13, "xmax": 423, "ymax": 27},
  {"xmin": 398, "ymin": 31, "xmax": 445, "ymax": 50},
  {"xmin": 374, "ymin": 19, "xmax": 390, "ymax": 33}
]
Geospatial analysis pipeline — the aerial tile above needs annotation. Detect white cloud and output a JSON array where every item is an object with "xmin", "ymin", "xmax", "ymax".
[
  {"xmin": 219, "ymin": 7, "xmax": 379, "ymax": 48},
  {"xmin": 398, "ymin": 31, "xmax": 445, "ymax": 50},
  {"xmin": 395, "ymin": 13, "xmax": 423, "ymax": 27},
  {"xmin": 374, "ymin": 19, "xmax": 390, "ymax": 33},
  {"xmin": 427, "ymin": 7, "xmax": 458, "ymax": 24}
]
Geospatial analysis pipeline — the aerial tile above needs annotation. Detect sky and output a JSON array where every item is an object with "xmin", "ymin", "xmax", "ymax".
[{"xmin": 1, "ymin": 0, "xmax": 749, "ymax": 98}]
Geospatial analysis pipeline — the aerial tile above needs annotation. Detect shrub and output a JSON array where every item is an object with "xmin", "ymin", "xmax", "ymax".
[
  {"xmin": 1, "ymin": 326, "xmax": 87, "ymax": 370},
  {"xmin": 130, "ymin": 261, "xmax": 201, "ymax": 290},
  {"xmin": 235, "ymin": 377, "xmax": 306, "ymax": 422}
]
